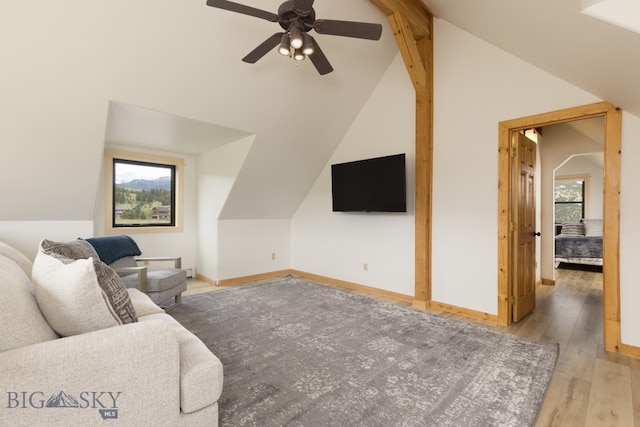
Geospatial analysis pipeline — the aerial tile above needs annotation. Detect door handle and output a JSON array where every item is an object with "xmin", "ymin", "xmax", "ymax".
[{"xmin": 533, "ymin": 232, "xmax": 541, "ymax": 237}]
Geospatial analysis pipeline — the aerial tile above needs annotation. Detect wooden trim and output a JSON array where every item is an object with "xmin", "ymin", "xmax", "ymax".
[
  {"xmin": 290, "ymin": 270, "xmax": 414, "ymax": 304},
  {"xmin": 217, "ymin": 270, "xmax": 292, "ymax": 287},
  {"xmin": 540, "ymin": 278, "xmax": 556, "ymax": 286},
  {"xmin": 497, "ymin": 121, "xmax": 512, "ymax": 325},
  {"xmin": 603, "ymin": 105, "xmax": 622, "ymax": 353},
  {"xmin": 412, "ymin": 299, "xmax": 429, "ymax": 310},
  {"xmin": 430, "ymin": 300, "xmax": 498, "ymax": 323},
  {"xmin": 619, "ymin": 343, "xmax": 640, "ymax": 359},
  {"xmin": 498, "ymin": 102, "xmax": 622, "ymax": 354},
  {"xmin": 103, "ymin": 148, "xmax": 185, "ymax": 234},
  {"xmin": 195, "ymin": 272, "xmax": 217, "ymax": 286}
]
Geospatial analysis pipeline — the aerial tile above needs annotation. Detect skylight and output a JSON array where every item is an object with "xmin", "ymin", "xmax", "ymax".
[{"xmin": 581, "ymin": 0, "xmax": 640, "ymax": 34}]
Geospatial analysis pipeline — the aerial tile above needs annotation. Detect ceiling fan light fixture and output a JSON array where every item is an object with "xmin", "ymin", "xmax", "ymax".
[
  {"xmin": 278, "ymin": 33, "xmax": 291, "ymax": 56},
  {"xmin": 290, "ymin": 26, "xmax": 303, "ymax": 49},
  {"xmin": 293, "ymin": 49, "xmax": 305, "ymax": 61},
  {"xmin": 301, "ymin": 33, "xmax": 314, "ymax": 55}
]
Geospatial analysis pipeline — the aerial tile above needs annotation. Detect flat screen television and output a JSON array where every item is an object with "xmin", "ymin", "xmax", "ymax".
[{"xmin": 331, "ymin": 153, "xmax": 406, "ymax": 212}]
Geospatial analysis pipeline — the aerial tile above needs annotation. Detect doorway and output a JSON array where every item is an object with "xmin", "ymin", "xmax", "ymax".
[{"xmin": 497, "ymin": 102, "xmax": 622, "ymax": 353}]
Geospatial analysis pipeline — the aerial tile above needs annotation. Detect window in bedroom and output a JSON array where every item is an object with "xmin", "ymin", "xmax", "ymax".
[
  {"xmin": 554, "ymin": 176, "xmax": 587, "ymax": 224},
  {"xmin": 104, "ymin": 149, "xmax": 184, "ymax": 233}
]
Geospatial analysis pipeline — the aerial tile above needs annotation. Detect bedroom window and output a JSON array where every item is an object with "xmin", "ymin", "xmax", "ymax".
[
  {"xmin": 104, "ymin": 149, "xmax": 184, "ymax": 233},
  {"xmin": 554, "ymin": 177, "xmax": 586, "ymax": 223}
]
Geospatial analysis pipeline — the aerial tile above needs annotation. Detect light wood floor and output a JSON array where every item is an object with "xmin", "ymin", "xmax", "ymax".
[{"xmin": 184, "ymin": 268, "xmax": 638, "ymax": 426}]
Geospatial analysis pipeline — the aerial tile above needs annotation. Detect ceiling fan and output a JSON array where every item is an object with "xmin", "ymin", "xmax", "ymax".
[{"xmin": 206, "ymin": 0, "xmax": 383, "ymax": 75}]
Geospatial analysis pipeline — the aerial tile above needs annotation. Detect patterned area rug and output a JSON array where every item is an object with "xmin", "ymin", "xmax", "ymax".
[{"xmin": 170, "ymin": 276, "xmax": 558, "ymax": 427}]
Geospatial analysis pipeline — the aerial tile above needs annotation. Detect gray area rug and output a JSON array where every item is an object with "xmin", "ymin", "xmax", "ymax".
[{"xmin": 170, "ymin": 276, "xmax": 558, "ymax": 426}]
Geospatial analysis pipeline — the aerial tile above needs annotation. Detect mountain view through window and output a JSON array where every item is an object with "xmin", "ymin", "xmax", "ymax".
[
  {"xmin": 554, "ymin": 179, "xmax": 585, "ymax": 223},
  {"xmin": 113, "ymin": 159, "xmax": 175, "ymax": 227}
]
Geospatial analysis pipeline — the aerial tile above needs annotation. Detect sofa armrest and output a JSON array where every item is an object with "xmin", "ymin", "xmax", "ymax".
[
  {"xmin": 0, "ymin": 320, "xmax": 181, "ymax": 425},
  {"xmin": 113, "ymin": 266, "xmax": 148, "ymax": 293},
  {"xmin": 136, "ymin": 256, "xmax": 182, "ymax": 269}
]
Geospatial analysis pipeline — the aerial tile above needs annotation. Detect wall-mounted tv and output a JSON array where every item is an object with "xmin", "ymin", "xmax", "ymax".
[{"xmin": 331, "ymin": 153, "xmax": 406, "ymax": 212}]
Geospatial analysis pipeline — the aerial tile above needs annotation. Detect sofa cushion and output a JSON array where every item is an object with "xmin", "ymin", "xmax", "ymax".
[
  {"xmin": 0, "ymin": 255, "xmax": 58, "ymax": 352},
  {"xmin": 0, "ymin": 241, "xmax": 33, "ymax": 278},
  {"xmin": 40, "ymin": 239, "xmax": 137, "ymax": 325},
  {"xmin": 121, "ymin": 268, "xmax": 187, "ymax": 292},
  {"xmin": 109, "ymin": 255, "xmax": 138, "ymax": 275},
  {"xmin": 32, "ymin": 250, "xmax": 123, "ymax": 337}
]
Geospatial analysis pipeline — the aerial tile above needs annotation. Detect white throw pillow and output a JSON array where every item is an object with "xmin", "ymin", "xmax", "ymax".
[
  {"xmin": 32, "ymin": 250, "xmax": 121, "ymax": 337},
  {"xmin": 583, "ymin": 218, "xmax": 603, "ymax": 237}
]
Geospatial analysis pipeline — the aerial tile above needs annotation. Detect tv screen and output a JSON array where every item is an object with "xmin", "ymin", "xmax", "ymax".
[{"xmin": 331, "ymin": 153, "xmax": 406, "ymax": 212}]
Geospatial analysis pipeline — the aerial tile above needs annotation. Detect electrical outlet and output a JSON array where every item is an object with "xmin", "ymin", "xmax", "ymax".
[
  {"xmin": 363, "ymin": 263, "xmax": 368, "ymax": 271},
  {"xmin": 272, "ymin": 253, "xmax": 276, "ymax": 260}
]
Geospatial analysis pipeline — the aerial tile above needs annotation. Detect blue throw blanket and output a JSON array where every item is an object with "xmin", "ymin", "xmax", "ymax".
[{"xmin": 86, "ymin": 235, "xmax": 142, "ymax": 265}]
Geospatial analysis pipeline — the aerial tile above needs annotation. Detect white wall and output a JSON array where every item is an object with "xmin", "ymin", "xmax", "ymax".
[
  {"xmin": 619, "ymin": 113, "xmax": 640, "ymax": 346},
  {"xmin": 538, "ymin": 124, "xmax": 604, "ymax": 280},
  {"xmin": 0, "ymin": 221, "xmax": 94, "ymax": 261},
  {"xmin": 431, "ymin": 19, "xmax": 601, "ymax": 314},
  {"xmin": 291, "ymin": 54, "xmax": 416, "ymax": 296},
  {"xmin": 196, "ymin": 136, "xmax": 254, "ymax": 281},
  {"xmin": 218, "ymin": 220, "xmax": 291, "ymax": 281}
]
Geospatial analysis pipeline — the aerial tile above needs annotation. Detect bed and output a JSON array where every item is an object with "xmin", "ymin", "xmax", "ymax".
[{"xmin": 554, "ymin": 219, "xmax": 603, "ymax": 266}]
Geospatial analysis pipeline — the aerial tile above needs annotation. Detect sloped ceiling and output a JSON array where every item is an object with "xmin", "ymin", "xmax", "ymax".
[
  {"xmin": 101, "ymin": 0, "xmax": 400, "ymax": 220},
  {"xmin": 426, "ymin": 0, "xmax": 640, "ymax": 118},
  {"xmin": 105, "ymin": 102, "xmax": 252, "ymax": 155},
  {"xmin": 5, "ymin": 0, "xmax": 638, "ymax": 223},
  {"xmin": 106, "ymin": 0, "xmax": 640, "ymax": 222},
  {"xmin": 0, "ymin": 0, "xmax": 398, "ymax": 222}
]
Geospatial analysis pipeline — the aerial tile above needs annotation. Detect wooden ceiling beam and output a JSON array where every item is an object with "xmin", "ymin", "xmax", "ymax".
[
  {"xmin": 370, "ymin": 0, "xmax": 434, "ymax": 309},
  {"xmin": 370, "ymin": 0, "xmax": 433, "ymax": 39},
  {"xmin": 389, "ymin": 12, "xmax": 426, "ymax": 90}
]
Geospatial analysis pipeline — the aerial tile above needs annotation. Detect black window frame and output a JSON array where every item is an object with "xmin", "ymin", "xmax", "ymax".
[
  {"xmin": 554, "ymin": 178, "xmax": 586, "ymax": 224},
  {"xmin": 112, "ymin": 158, "xmax": 177, "ymax": 228}
]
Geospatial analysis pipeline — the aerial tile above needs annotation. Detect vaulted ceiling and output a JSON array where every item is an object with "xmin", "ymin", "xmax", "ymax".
[
  {"xmin": 5, "ymin": 0, "xmax": 636, "ymax": 222},
  {"xmin": 426, "ymin": 0, "xmax": 640, "ymax": 118},
  {"xmin": 107, "ymin": 0, "xmax": 640, "ymax": 160}
]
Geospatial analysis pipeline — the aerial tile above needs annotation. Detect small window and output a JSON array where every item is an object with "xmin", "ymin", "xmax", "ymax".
[
  {"xmin": 554, "ymin": 177, "xmax": 586, "ymax": 223},
  {"xmin": 113, "ymin": 159, "xmax": 175, "ymax": 227},
  {"xmin": 104, "ymin": 149, "xmax": 184, "ymax": 233}
]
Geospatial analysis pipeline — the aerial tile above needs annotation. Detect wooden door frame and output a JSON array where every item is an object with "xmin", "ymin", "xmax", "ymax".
[{"xmin": 498, "ymin": 102, "xmax": 622, "ymax": 353}]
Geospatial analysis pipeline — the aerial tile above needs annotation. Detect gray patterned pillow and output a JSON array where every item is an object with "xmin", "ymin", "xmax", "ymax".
[
  {"xmin": 92, "ymin": 259, "xmax": 137, "ymax": 324},
  {"xmin": 41, "ymin": 238, "xmax": 99, "ymax": 260},
  {"xmin": 40, "ymin": 239, "xmax": 137, "ymax": 325}
]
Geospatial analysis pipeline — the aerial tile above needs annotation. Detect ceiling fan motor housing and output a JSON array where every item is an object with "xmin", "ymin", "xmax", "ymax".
[{"xmin": 278, "ymin": 0, "xmax": 316, "ymax": 32}]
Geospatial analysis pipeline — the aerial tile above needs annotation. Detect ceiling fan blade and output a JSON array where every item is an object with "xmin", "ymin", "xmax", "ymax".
[
  {"xmin": 206, "ymin": 0, "xmax": 278, "ymax": 22},
  {"xmin": 308, "ymin": 37, "xmax": 333, "ymax": 75},
  {"xmin": 314, "ymin": 19, "xmax": 383, "ymax": 40},
  {"xmin": 242, "ymin": 32, "xmax": 284, "ymax": 63},
  {"xmin": 293, "ymin": 0, "xmax": 314, "ymax": 13}
]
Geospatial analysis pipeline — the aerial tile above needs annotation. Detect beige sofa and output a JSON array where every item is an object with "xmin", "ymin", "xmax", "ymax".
[{"xmin": 0, "ymin": 241, "xmax": 223, "ymax": 426}]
